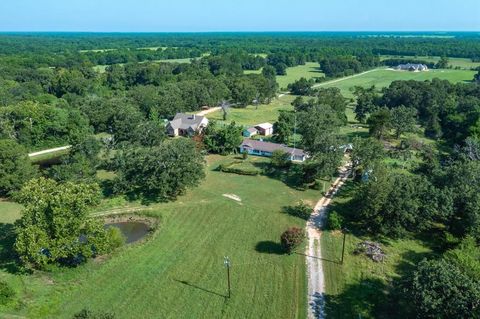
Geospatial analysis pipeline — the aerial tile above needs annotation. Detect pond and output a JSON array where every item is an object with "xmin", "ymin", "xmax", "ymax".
[{"xmin": 105, "ymin": 221, "xmax": 150, "ymax": 244}]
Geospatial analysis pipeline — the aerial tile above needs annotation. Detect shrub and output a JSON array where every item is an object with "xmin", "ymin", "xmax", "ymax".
[
  {"xmin": 284, "ymin": 202, "xmax": 312, "ymax": 220},
  {"xmin": 280, "ymin": 227, "xmax": 305, "ymax": 254},
  {"xmin": 242, "ymin": 150, "xmax": 248, "ymax": 160},
  {"xmin": 218, "ymin": 161, "xmax": 260, "ymax": 176},
  {"xmin": 0, "ymin": 280, "xmax": 15, "ymax": 305},
  {"xmin": 271, "ymin": 150, "xmax": 291, "ymax": 168},
  {"xmin": 107, "ymin": 227, "xmax": 126, "ymax": 249},
  {"xmin": 72, "ymin": 309, "xmax": 116, "ymax": 319},
  {"xmin": 327, "ymin": 211, "xmax": 343, "ymax": 230}
]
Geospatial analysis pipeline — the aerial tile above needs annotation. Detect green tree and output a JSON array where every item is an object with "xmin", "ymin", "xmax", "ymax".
[
  {"xmin": 273, "ymin": 111, "xmax": 294, "ymax": 144},
  {"xmin": 407, "ymin": 258, "xmax": 480, "ymax": 319},
  {"xmin": 351, "ymin": 137, "xmax": 384, "ymax": 175},
  {"xmin": 0, "ymin": 139, "xmax": 38, "ymax": 196},
  {"xmin": 391, "ymin": 105, "xmax": 417, "ymax": 138},
  {"xmin": 353, "ymin": 86, "xmax": 378, "ymax": 123},
  {"xmin": 112, "ymin": 138, "xmax": 205, "ymax": 201},
  {"xmin": 203, "ymin": 121, "xmax": 243, "ymax": 155},
  {"xmin": 287, "ymin": 77, "xmax": 313, "ymax": 95},
  {"xmin": 367, "ymin": 107, "xmax": 392, "ymax": 139},
  {"xmin": 271, "ymin": 149, "xmax": 291, "ymax": 168},
  {"xmin": 435, "ymin": 56, "xmax": 449, "ymax": 69},
  {"xmin": 14, "ymin": 178, "xmax": 112, "ymax": 268}
]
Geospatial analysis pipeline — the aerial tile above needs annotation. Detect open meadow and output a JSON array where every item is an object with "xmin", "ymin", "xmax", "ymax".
[{"xmin": 0, "ymin": 155, "xmax": 322, "ymax": 319}]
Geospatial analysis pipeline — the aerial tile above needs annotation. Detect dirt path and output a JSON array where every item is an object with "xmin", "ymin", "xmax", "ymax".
[
  {"xmin": 195, "ymin": 106, "xmax": 222, "ymax": 116},
  {"xmin": 306, "ymin": 163, "xmax": 351, "ymax": 319},
  {"xmin": 28, "ymin": 145, "xmax": 71, "ymax": 158},
  {"xmin": 312, "ymin": 68, "xmax": 384, "ymax": 88}
]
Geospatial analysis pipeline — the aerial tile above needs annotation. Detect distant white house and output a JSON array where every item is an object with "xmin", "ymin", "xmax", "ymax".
[
  {"xmin": 394, "ymin": 63, "xmax": 428, "ymax": 72},
  {"xmin": 239, "ymin": 138, "xmax": 307, "ymax": 162},
  {"xmin": 254, "ymin": 123, "xmax": 274, "ymax": 136},
  {"xmin": 166, "ymin": 113, "xmax": 209, "ymax": 137}
]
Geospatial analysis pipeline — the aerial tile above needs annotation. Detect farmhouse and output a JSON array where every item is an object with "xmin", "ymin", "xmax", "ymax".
[
  {"xmin": 254, "ymin": 123, "xmax": 274, "ymax": 136},
  {"xmin": 166, "ymin": 113, "xmax": 209, "ymax": 137},
  {"xmin": 394, "ymin": 63, "xmax": 428, "ymax": 72},
  {"xmin": 239, "ymin": 138, "xmax": 307, "ymax": 162}
]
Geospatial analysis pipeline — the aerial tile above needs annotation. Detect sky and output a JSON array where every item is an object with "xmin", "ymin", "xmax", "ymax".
[{"xmin": 0, "ymin": 0, "xmax": 479, "ymax": 32}]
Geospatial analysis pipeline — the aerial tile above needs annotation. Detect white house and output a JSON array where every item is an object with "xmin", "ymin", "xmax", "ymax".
[
  {"xmin": 255, "ymin": 123, "xmax": 274, "ymax": 136},
  {"xmin": 395, "ymin": 63, "xmax": 429, "ymax": 72},
  {"xmin": 166, "ymin": 113, "xmax": 209, "ymax": 137}
]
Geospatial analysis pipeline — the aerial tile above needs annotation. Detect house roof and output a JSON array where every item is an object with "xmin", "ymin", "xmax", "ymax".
[
  {"xmin": 255, "ymin": 122, "xmax": 273, "ymax": 130},
  {"xmin": 240, "ymin": 138, "xmax": 306, "ymax": 157},
  {"xmin": 168, "ymin": 113, "xmax": 207, "ymax": 130},
  {"xmin": 244, "ymin": 127, "xmax": 258, "ymax": 133},
  {"xmin": 396, "ymin": 63, "xmax": 428, "ymax": 70}
]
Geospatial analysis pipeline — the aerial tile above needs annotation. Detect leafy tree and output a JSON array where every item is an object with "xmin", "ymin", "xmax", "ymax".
[
  {"xmin": 271, "ymin": 150, "xmax": 291, "ymax": 168},
  {"xmin": 351, "ymin": 137, "xmax": 384, "ymax": 175},
  {"xmin": 0, "ymin": 139, "xmax": 38, "ymax": 196},
  {"xmin": 313, "ymin": 87, "xmax": 348, "ymax": 125},
  {"xmin": 435, "ymin": 56, "xmax": 449, "ymax": 69},
  {"xmin": 273, "ymin": 111, "xmax": 294, "ymax": 144},
  {"xmin": 326, "ymin": 211, "xmax": 343, "ymax": 230},
  {"xmin": 283, "ymin": 202, "xmax": 312, "ymax": 220},
  {"xmin": 274, "ymin": 63, "xmax": 287, "ymax": 76},
  {"xmin": 475, "ymin": 69, "xmax": 480, "ymax": 83},
  {"xmin": 203, "ymin": 121, "xmax": 243, "ymax": 155},
  {"xmin": 390, "ymin": 105, "xmax": 417, "ymax": 138},
  {"xmin": 280, "ymin": 227, "xmax": 305, "ymax": 254},
  {"xmin": 13, "ymin": 178, "xmax": 114, "ymax": 268},
  {"xmin": 287, "ymin": 77, "xmax": 313, "ymax": 95},
  {"xmin": 407, "ymin": 258, "xmax": 480, "ymax": 319},
  {"xmin": 367, "ymin": 107, "xmax": 392, "ymax": 139},
  {"xmin": 112, "ymin": 138, "xmax": 205, "ymax": 201}
]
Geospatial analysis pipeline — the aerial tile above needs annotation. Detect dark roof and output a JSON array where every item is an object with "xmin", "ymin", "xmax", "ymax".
[
  {"xmin": 168, "ymin": 113, "xmax": 206, "ymax": 130},
  {"xmin": 240, "ymin": 138, "xmax": 305, "ymax": 157}
]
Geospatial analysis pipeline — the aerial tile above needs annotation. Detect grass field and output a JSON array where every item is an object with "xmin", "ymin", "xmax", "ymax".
[
  {"xmin": 0, "ymin": 200, "xmax": 22, "ymax": 224},
  {"xmin": 207, "ymin": 95, "xmax": 296, "ymax": 126},
  {"xmin": 0, "ymin": 155, "xmax": 322, "ymax": 319},
  {"xmin": 321, "ymin": 181, "xmax": 434, "ymax": 318},
  {"xmin": 380, "ymin": 55, "xmax": 480, "ymax": 70},
  {"xmin": 277, "ymin": 63, "xmax": 324, "ymax": 90},
  {"xmin": 318, "ymin": 68, "xmax": 475, "ymax": 98}
]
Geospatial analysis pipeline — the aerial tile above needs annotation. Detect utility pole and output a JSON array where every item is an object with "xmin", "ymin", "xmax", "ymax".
[
  {"xmin": 224, "ymin": 256, "xmax": 231, "ymax": 298},
  {"xmin": 341, "ymin": 228, "xmax": 348, "ymax": 265}
]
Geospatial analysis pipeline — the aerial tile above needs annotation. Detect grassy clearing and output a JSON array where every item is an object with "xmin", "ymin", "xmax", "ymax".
[
  {"xmin": 380, "ymin": 55, "xmax": 480, "ymax": 70},
  {"xmin": 277, "ymin": 63, "xmax": 324, "ymax": 90},
  {"xmin": 321, "ymin": 181, "xmax": 433, "ymax": 318},
  {"xmin": 318, "ymin": 68, "xmax": 475, "ymax": 98},
  {"xmin": 0, "ymin": 201, "xmax": 22, "ymax": 224},
  {"xmin": 0, "ymin": 155, "xmax": 321, "ymax": 319},
  {"xmin": 206, "ymin": 95, "xmax": 295, "ymax": 127}
]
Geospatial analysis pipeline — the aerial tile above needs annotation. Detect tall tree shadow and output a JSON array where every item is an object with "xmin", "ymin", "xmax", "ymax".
[
  {"xmin": 0, "ymin": 223, "xmax": 23, "ymax": 274},
  {"xmin": 173, "ymin": 279, "xmax": 227, "ymax": 299}
]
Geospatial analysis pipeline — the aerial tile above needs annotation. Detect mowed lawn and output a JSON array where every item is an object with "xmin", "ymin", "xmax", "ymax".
[
  {"xmin": 277, "ymin": 63, "xmax": 324, "ymax": 90},
  {"xmin": 380, "ymin": 55, "xmax": 480, "ymax": 70},
  {"xmin": 0, "ymin": 155, "xmax": 321, "ymax": 319},
  {"xmin": 207, "ymin": 95, "xmax": 296, "ymax": 127},
  {"xmin": 0, "ymin": 201, "xmax": 22, "ymax": 224}
]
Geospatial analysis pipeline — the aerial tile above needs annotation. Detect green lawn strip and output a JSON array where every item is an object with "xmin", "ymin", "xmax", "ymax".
[
  {"xmin": 379, "ymin": 55, "xmax": 480, "ymax": 70},
  {"xmin": 1, "ymin": 155, "xmax": 320, "ymax": 318},
  {"xmin": 319, "ymin": 69, "xmax": 475, "ymax": 98},
  {"xmin": 277, "ymin": 63, "xmax": 324, "ymax": 90},
  {"xmin": 321, "ymin": 181, "xmax": 433, "ymax": 319}
]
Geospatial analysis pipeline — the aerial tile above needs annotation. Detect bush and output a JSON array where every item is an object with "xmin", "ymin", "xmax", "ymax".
[
  {"xmin": 271, "ymin": 150, "xmax": 291, "ymax": 168},
  {"xmin": 72, "ymin": 309, "xmax": 116, "ymax": 319},
  {"xmin": 0, "ymin": 280, "xmax": 15, "ymax": 305},
  {"xmin": 327, "ymin": 211, "xmax": 343, "ymax": 230},
  {"xmin": 280, "ymin": 227, "xmax": 305, "ymax": 254},
  {"xmin": 218, "ymin": 161, "xmax": 260, "ymax": 176},
  {"xmin": 284, "ymin": 202, "xmax": 312, "ymax": 220},
  {"xmin": 107, "ymin": 227, "xmax": 126, "ymax": 249},
  {"xmin": 242, "ymin": 150, "xmax": 248, "ymax": 160}
]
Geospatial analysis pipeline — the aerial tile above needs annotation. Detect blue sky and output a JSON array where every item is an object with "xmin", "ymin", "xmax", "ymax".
[{"xmin": 0, "ymin": 0, "xmax": 479, "ymax": 32}]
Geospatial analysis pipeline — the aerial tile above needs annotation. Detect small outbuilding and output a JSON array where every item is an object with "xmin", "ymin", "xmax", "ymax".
[
  {"xmin": 243, "ymin": 127, "xmax": 259, "ymax": 137},
  {"xmin": 255, "ymin": 123, "xmax": 274, "ymax": 136}
]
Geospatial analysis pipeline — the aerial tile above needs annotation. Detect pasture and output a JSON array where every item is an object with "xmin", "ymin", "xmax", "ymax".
[
  {"xmin": 277, "ymin": 63, "xmax": 324, "ymax": 90},
  {"xmin": 317, "ymin": 68, "xmax": 475, "ymax": 98},
  {"xmin": 0, "ymin": 155, "xmax": 321, "ymax": 319},
  {"xmin": 380, "ymin": 55, "xmax": 480, "ymax": 70}
]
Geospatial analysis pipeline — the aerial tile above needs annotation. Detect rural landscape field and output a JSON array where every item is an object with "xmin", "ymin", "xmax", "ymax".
[{"xmin": 0, "ymin": 1, "xmax": 479, "ymax": 319}]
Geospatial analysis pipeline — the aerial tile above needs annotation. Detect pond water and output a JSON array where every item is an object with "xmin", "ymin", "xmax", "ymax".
[{"xmin": 105, "ymin": 221, "xmax": 150, "ymax": 244}]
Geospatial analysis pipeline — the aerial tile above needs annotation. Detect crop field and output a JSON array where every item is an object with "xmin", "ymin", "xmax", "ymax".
[
  {"xmin": 0, "ymin": 155, "xmax": 321, "ymax": 319},
  {"xmin": 320, "ymin": 182, "xmax": 434, "ymax": 319},
  {"xmin": 317, "ymin": 68, "xmax": 475, "ymax": 98},
  {"xmin": 277, "ymin": 62, "xmax": 324, "ymax": 90}
]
